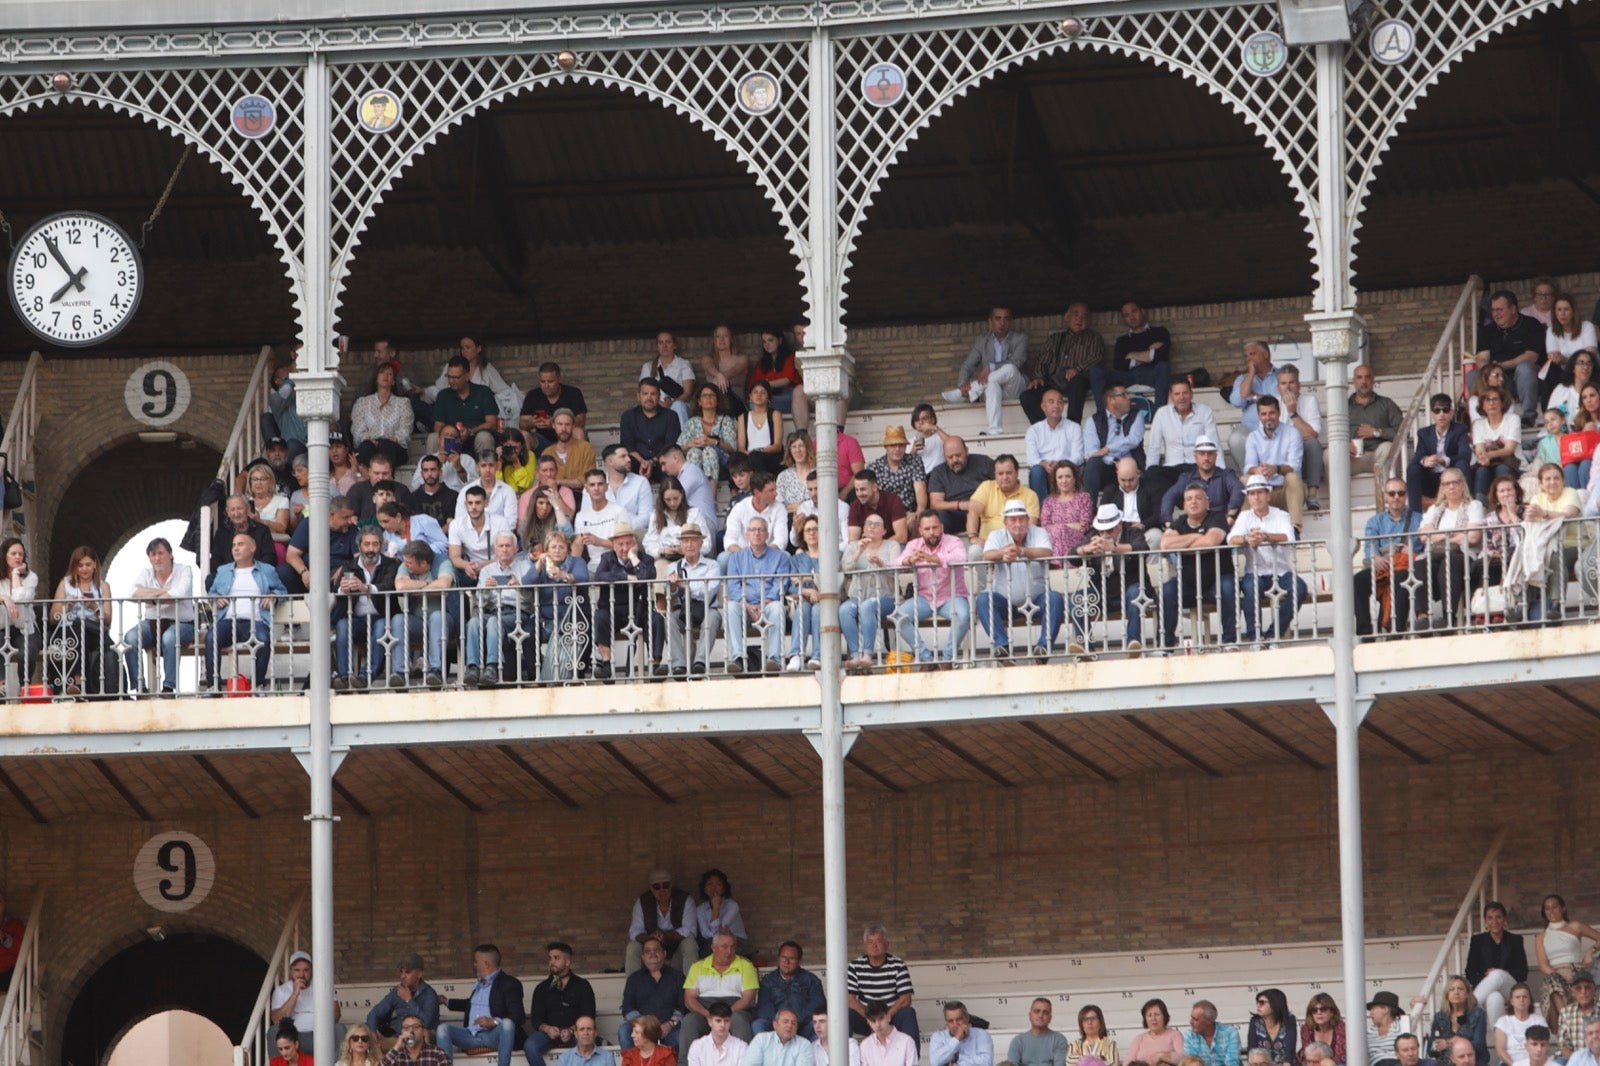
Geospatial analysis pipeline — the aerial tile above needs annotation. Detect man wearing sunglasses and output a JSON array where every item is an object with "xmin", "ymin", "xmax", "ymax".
[
  {"xmin": 626, "ymin": 871, "xmax": 698, "ymax": 976},
  {"xmin": 1405, "ymin": 393, "xmax": 1471, "ymax": 513}
]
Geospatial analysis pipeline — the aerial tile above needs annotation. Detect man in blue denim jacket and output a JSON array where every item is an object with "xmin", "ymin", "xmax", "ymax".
[{"xmin": 204, "ymin": 531, "xmax": 288, "ymax": 691}]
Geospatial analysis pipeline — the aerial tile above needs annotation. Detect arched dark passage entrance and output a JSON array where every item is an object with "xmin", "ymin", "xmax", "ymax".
[
  {"xmin": 1355, "ymin": 1, "xmax": 1600, "ymax": 290},
  {"xmin": 48, "ymin": 435, "xmax": 222, "ymax": 581},
  {"xmin": 845, "ymin": 47, "xmax": 1312, "ymax": 324},
  {"xmin": 61, "ymin": 932, "xmax": 266, "ymax": 1066},
  {"xmin": 0, "ymin": 100, "xmax": 296, "ymax": 357}
]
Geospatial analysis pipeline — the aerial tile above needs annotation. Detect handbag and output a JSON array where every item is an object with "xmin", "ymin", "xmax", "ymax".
[{"xmin": 1559, "ymin": 430, "xmax": 1600, "ymax": 466}]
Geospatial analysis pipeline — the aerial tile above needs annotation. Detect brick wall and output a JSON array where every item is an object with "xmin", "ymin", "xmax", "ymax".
[{"xmin": 11, "ymin": 746, "xmax": 1595, "ymax": 1059}]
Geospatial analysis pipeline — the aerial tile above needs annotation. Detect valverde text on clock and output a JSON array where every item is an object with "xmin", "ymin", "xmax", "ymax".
[{"xmin": 8, "ymin": 211, "xmax": 145, "ymax": 348}]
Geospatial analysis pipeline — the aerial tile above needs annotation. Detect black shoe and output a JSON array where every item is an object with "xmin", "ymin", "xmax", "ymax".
[
  {"xmin": 387, "ymin": 672, "xmax": 407, "ymax": 688},
  {"xmin": 690, "ymin": 661, "xmax": 706, "ymax": 676},
  {"xmin": 673, "ymin": 666, "xmax": 689, "ymax": 678},
  {"xmin": 592, "ymin": 661, "xmax": 612, "ymax": 680},
  {"xmin": 653, "ymin": 664, "xmax": 671, "ymax": 678},
  {"xmin": 481, "ymin": 667, "xmax": 500, "ymax": 687},
  {"xmin": 331, "ymin": 675, "xmax": 349, "ymax": 692},
  {"xmin": 424, "ymin": 671, "xmax": 443, "ymax": 689},
  {"xmin": 463, "ymin": 665, "xmax": 481, "ymax": 688}
]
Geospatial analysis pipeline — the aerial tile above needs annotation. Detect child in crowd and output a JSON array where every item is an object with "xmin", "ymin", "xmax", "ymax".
[
  {"xmin": 727, "ymin": 455, "xmax": 753, "ymax": 509},
  {"xmin": 1536, "ymin": 408, "xmax": 1565, "ymax": 467}
]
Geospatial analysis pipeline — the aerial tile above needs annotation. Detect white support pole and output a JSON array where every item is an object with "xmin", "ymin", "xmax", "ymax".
[
  {"xmin": 800, "ymin": 26, "xmax": 854, "ymax": 1066},
  {"xmin": 1309, "ymin": 38, "xmax": 1368, "ymax": 1066},
  {"xmin": 300, "ymin": 50, "xmax": 340, "ymax": 1066}
]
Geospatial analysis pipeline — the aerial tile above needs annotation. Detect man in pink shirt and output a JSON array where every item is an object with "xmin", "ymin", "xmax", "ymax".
[
  {"xmin": 891, "ymin": 510, "xmax": 972, "ymax": 667},
  {"xmin": 858, "ymin": 1002, "xmax": 917, "ymax": 1066}
]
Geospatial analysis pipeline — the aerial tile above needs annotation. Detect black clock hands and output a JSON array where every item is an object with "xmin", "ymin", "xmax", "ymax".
[{"xmin": 43, "ymin": 235, "xmax": 88, "ymax": 303}]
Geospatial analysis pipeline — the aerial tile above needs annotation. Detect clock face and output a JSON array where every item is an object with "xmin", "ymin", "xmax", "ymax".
[{"xmin": 8, "ymin": 211, "xmax": 144, "ymax": 348}]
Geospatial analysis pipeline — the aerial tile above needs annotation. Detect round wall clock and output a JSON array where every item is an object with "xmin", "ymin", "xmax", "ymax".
[{"xmin": 8, "ymin": 211, "xmax": 144, "ymax": 348}]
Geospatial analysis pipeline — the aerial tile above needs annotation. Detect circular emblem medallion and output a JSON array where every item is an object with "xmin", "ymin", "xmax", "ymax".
[
  {"xmin": 861, "ymin": 62, "xmax": 909, "ymax": 108},
  {"xmin": 357, "ymin": 89, "xmax": 403, "ymax": 134},
  {"xmin": 1242, "ymin": 31, "xmax": 1288, "ymax": 77},
  {"xmin": 230, "ymin": 95, "xmax": 276, "ymax": 139}
]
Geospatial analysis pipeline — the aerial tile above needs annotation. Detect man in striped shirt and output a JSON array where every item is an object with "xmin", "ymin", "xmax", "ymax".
[{"xmin": 845, "ymin": 926, "xmax": 919, "ymax": 1045}]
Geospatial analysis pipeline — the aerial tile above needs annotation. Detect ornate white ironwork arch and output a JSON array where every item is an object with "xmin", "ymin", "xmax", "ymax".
[
  {"xmin": 830, "ymin": 5, "xmax": 1325, "ymax": 304},
  {"xmin": 1341, "ymin": 0, "xmax": 1573, "ymax": 298},
  {"xmin": 325, "ymin": 41, "xmax": 813, "ymax": 321},
  {"xmin": 0, "ymin": 66, "xmax": 307, "ymax": 327}
]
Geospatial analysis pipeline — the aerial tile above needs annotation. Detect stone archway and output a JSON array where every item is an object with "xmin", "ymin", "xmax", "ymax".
[{"xmin": 60, "ymin": 932, "xmax": 266, "ymax": 1066}]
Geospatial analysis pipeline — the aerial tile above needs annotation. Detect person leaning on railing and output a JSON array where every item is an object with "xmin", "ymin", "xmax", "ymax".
[
  {"xmin": 840, "ymin": 515, "xmax": 897, "ymax": 674},
  {"xmin": 0, "ymin": 537, "xmax": 42, "ymax": 691},
  {"xmin": 530, "ymin": 532, "xmax": 590, "ymax": 683},
  {"xmin": 1354, "ymin": 479, "xmax": 1424, "ymax": 638},
  {"xmin": 1416, "ymin": 469, "xmax": 1483, "ymax": 630},
  {"xmin": 1227, "ymin": 476, "xmax": 1306, "ymax": 648},
  {"xmin": 976, "ymin": 497, "xmax": 1063, "ymax": 662},
  {"xmin": 1066, "ymin": 504, "xmax": 1142, "ymax": 657},
  {"xmin": 1158, "ymin": 484, "xmax": 1237, "ymax": 650},
  {"xmin": 121, "ymin": 535, "xmax": 198, "ymax": 696},
  {"xmin": 48, "ymin": 544, "xmax": 118, "ymax": 698}
]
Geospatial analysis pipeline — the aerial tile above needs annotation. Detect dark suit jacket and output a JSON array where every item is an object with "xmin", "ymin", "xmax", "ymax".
[
  {"xmin": 209, "ymin": 519, "xmax": 277, "ymax": 578},
  {"xmin": 1098, "ymin": 482, "xmax": 1163, "ymax": 533},
  {"xmin": 1411, "ymin": 423, "xmax": 1472, "ymax": 476},
  {"xmin": 328, "ymin": 554, "xmax": 400, "ymax": 624},
  {"xmin": 446, "ymin": 971, "xmax": 527, "ymax": 1037}
]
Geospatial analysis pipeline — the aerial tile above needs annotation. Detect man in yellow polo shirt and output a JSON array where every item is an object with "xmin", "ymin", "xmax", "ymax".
[
  {"xmin": 965, "ymin": 453, "xmax": 1039, "ymax": 546},
  {"xmin": 680, "ymin": 931, "xmax": 759, "ymax": 1048}
]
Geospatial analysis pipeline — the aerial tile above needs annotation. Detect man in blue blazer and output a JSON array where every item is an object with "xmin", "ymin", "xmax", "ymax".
[
  {"xmin": 203, "ymin": 530, "xmax": 289, "ymax": 691},
  {"xmin": 439, "ymin": 943, "xmax": 527, "ymax": 1066},
  {"xmin": 1406, "ymin": 393, "xmax": 1471, "ymax": 512}
]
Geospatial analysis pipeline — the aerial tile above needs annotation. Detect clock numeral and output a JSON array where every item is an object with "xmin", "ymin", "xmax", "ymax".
[
  {"xmin": 71, "ymin": 315, "xmax": 81, "ymax": 331},
  {"xmin": 110, "ymin": 248, "xmax": 120, "ymax": 264},
  {"xmin": 93, "ymin": 310, "xmax": 103, "ymax": 327},
  {"xmin": 93, "ymin": 232, "xmax": 100, "ymax": 249},
  {"xmin": 30, "ymin": 296, "xmax": 42, "ymax": 313},
  {"xmin": 22, "ymin": 274, "xmax": 34, "ymax": 291},
  {"xmin": 111, "ymin": 294, "xmax": 121, "ymax": 309},
  {"xmin": 50, "ymin": 313, "xmax": 59, "ymax": 329},
  {"xmin": 117, "ymin": 271, "xmax": 128, "ymax": 287},
  {"xmin": 66, "ymin": 228, "xmax": 81, "ymax": 245},
  {"xmin": 143, "ymin": 370, "xmax": 178, "ymax": 420},
  {"xmin": 30, "ymin": 253, "xmax": 45, "ymax": 269}
]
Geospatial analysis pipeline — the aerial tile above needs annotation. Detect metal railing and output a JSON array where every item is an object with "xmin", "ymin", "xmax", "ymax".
[
  {"xmin": 233, "ymin": 890, "xmax": 306, "ymax": 1066},
  {"xmin": 1382, "ymin": 277, "xmax": 1482, "ymax": 508},
  {"xmin": 0, "ymin": 895, "xmax": 43, "ymax": 1066},
  {"xmin": 1408, "ymin": 827, "xmax": 1508, "ymax": 1024},
  {"xmin": 0, "ymin": 352, "xmax": 43, "ymax": 553},
  {"xmin": 199, "ymin": 345, "xmax": 276, "ymax": 577}
]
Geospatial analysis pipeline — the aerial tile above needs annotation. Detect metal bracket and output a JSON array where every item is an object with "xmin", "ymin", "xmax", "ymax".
[
  {"xmin": 802, "ymin": 725, "xmax": 860, "ymax": 758},
  {"xmin": 293, "ymin": 745, "xmax": 349, "ymax": 777},
  {"xmin": 1319, "ymin": 696, "xmax": 1374, "ymax": 727}
]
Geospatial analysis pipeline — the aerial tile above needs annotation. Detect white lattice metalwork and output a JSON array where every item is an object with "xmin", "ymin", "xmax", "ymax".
[
  {"xmin": 0, "ymin": 65, "xmax": 306, "ymax": 322},
  {"xmin": 325, "ymin": 40, "xmax": 812, "ymax": 320},
  {"xmin": 1342, "ymin": 0, "xmax": 1571, "ymax": 300},
  {"xmin": 830, "ymin": 5, "xmax": 1324, "ymax": 304}
]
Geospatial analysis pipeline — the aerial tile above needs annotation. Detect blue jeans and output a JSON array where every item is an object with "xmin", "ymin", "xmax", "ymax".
[
  {"xmin": 524, "ymin": 1031, "xmax": 573, "ymax": 1065},
  {"xmin": 892, "ymin": 595, "xmax": 971, "ymax": 662},
  {"xmin": 1161, "ymin": 574, "xmax": 1237, "ymax": 645},
  {"xmin": 439, "ymin": 1019, "xmax": 518, "ymax": 1066},
  {"xmin": 1565, "ymin": 459, "xmax": 1589, "ymax": 490},
  {"xmin": 975, "ymin": 588, "xmax": 1064, "ymax": 651},
  {"xmin": 1028, "ymin": 463, "xmax": 1053, "ymax": 500},
  {"xmin": 466, "ymin": 608, "xmax": 531, "ymax": 668},
  {"xmin": 725, "ymin": 599, "xmax": 786, "ymax": 663},
  {"xmin": 1239, "ymin": 571, "xmax": 1308, "ymax": 641},
  {"xmin": 402, "ymin": 607, "xmax": 457, "ymax": 673},
  {"xmin": 203, "ymin": 616, "xmax": 272, "ymax": 687},
  {"xmin": 121, "ymin": 619, "xmax": 195, "ymax": 692},
  {"xmin": 1091, "ymin": 361, "xmax": 1172, "ymax": 409},
  {"xmin": 1473, "ymin": 461, "xmax": 1516, "ymax": 501},
  {"xmin": 790, "ymin": 598, "xmax": 821, "ymax": 659},
  {"xmin": 333, "ymin": 614, "xmax": 385, "ymax": 679},
  {"xmin": 839, "ymin": 594, "xmax": 894, "ymax": 657}
]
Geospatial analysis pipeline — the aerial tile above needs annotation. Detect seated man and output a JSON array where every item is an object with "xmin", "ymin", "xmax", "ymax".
[
  {"xmin": 1227, "ymin": 475, "xmax": 1307, "ymax": 646},
  {"xmin": 848, "ymin": 469, "xmax": 909, "ymax": 544},
  {"xmin": 723, "ymin": 472, "xmax": 789, "ymax": 573},
  {"xmin": 753, "ymin": 942, "xmax": 824, "ymax": 1040},
  {"xmin": 746, "ymin": 1009, "xmax": 812, "ymax": 1066},
  {"xmin": 1023, "ymin": 388, "xmax": 1084, "ymax": 499},
  {"xmin": 209, "ymin": 494, "xmax": 277, "ymax": 580},
  {"xmin": 203, "ymin": 531, "xmax": 288, "ymax": 691},
  {"xmin": 893, "ymin": 510, "xmax": 971, "ymax": 668},
  {"xmin": 680, "ymin": 931, "xmax": 759, "ymax": 1046},
  {"xmin": 1470, "ymin": 291, "xmax": 1545, "ymax": 428},
  {"xmin": 121, "ymin": 536, "xmax": 198, "ymax": 696},
  {"xmin": 465, "ymin": 530, "xmax": 534, "ymax": 688},
  {"xmin": 859, "ymin": 1002, "xmax": 918, "ymax": 1066},
  {"xmin": 621, "ymin": 379, "xmax": 683, "ymax": 481},
  {"xmin": 1143, "ymin": 377, "xmax": 1217, "ymax": 500},
  {"xmin": 1354, "ymin": 479, "xmax": 1424, "ymax": 637},
  {"xmin": 1227, "ymin": 341, "xmax": 1278, "ymax": 473},
  {"xmin": 366, "ymin": 951, "xmax": 440, "ymax": 1042},
  {"xmin": 1406, "ymin": 394, "xmax": 1471, "ymax": 514},
  {"xmin": 1022, "ymin": 302, "xmax": 1105, "ymax": 424},
  {"xmin": 523, "ymin": 941, "xmax": 598, "ymax": 1064},
  {"xmin": 604, "ymin": 442, "xmax": 656, "ymax": 533},
  {"xmin": 520, "ymin": 361, "xmax": 589, "ymax": 451},
  {"xmin": 575, "ymin": 468, "xmax": 626, "ymax": 567},
  {"xmin": 626, "ymin": 872, "xmax": 699, "ymax": 976},
  {"xmin": 1157, "ymin": 436, "xmax": 1243, "ymax": 529},
  {"xmin": 931, "ymin": 1002, "xmax": 993, "ymax": 1066},
  {"xmin": 724, "ymin": 516, "xmax": 790, "ymax": 674},
  {"xmin": 1243, "ymin": 395, "xmax": 1305, "ymax": 530},
  {"xmin": 1348, "ymin": 363, "xmax": 1404, "ymax": 474},
  {"xmin": 867, "ymin": 427, "xmax": 926, "ymax": 516},
  {"xmin": 455, "ymin": 449, "xmax": 519, "ymax": 532},
  {"xmin": 281, "ymin": 496, "xmax": 361, "ymax": 594},
  {"xmin": 541, "ymin": 409, "xmax": 597, "ymax": 493},
  {"xmin": 390, "ymin": 1015, "xmax": 452, "ymax": 1065},
  {"xmin": 1184, "ymin": 1000, "xmax": 1240, "ymax": 1066},
  {"xmin": 620, "ymin": 935, "xmax": 686, "ymax": 1049},
  {"xmin": 845, "ymin": 926, "xmax": 919, "ymax": 1043},
  {"xmin": 927, "ymin": 437, "xmax": 994, "ymax": 537},
  {"xmin": 1091, "ymin": 299, "xmax": 1172, "ymax": 409},
  {"xmin": 1276, "ymin": 366, "xmax": 1325, "ymax": 511},
  {"xmin": 392, "ymin": 539, "xmax": 458, "ymax": 688},
  {"xmin": 1099, "ymin": 457, "xmax": 1164, "ymax": 552},
  {"xmin": 1081, "ymin": 384, "xmax": 1147, "ymax": 499},
  {"xmin": 1067, "ymin": 505, "xmax": 1145, "ymax": 656},
  {"xmin": 1557, "ymin": 977, "xmax": 1598, "ymax": 1062},
  {"xmin": 689, "ymin": 1002, "xmax": 750, "ymax": 1066},
  {"xmin": 965, "ymin": 454, "xmax": 1038, "ymax": 555},
  {"xmin": 942, "ymin": 307, "xmax": 1029, "ymax": 437},
  {"xmin": 977, "ymin": 499, "xmax": 1063, "ymax": 661},
  {"xmin": 560, "ymin": 1018, "xmax": 615, "ymax": 1066},
  {"xmin": 409, "ymin": 455, "xmax": 459, "ymax": 532},
  {"xmin": 812, "ymin": 1008, "xmax": 860, "ymax": 1066},
  {"xmin": 413, "ymin": 431, "xmax": 477, "ymax": 495},
  {"xmin": 1566, "ymin": 1018, "xmax": 1600, "ymax": 1066},
  {"xmin": 377, "ymin": 500, "xmax": 448, "ymax": 560},
  {"xmin": 270, "ymin": 950, "xmax": 344, "ymax": 1054},
  {"xmin": 1159, "ymin": 485, "xmax": 1237, "ymax": 650},
  {"xmin": 438, "ymin": 943, "xmax": 526, "ymax": 1066},
  {"xmin": 332, "ymin": 527, "xmax": 399, "ymax": 690},
  {"xmin": 449, "ymin": 485, "xmax": 504, "ymax": 588},
  {"xmin": 593, "ymin": 520, "xmax": 662, "ymax": 680},
  {"xmin": 1007, "ymin": 999, "xmax": 1067, "ymax": 1066},
  {"xmin": 431, "ymin": 354, "xmax": 502, "ymax": 455},
  {"xmin": 662, "ymin": 523, "xmax": 723, "ymax": 678}
]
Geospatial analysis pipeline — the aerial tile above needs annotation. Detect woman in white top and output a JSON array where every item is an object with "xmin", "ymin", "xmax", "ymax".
[
  {"xmin": 1545, "ymin": 294, "xmax": 1598, "ymax": 387},
  {"xmin": 776, "ymin": 432, "xmax": 816, "ymax": 512},
  {"xmin": 1471, "ymin": 388, "xmax": 1522, "ymax": 501},
  {"xmin": 640, "ymin": 333, "xmax": 697, "ymax": 426},
  {"xmin": 350, "ymin": 360, "xmax": 413, "ymax": 469},
  {"xmin": 1546, "ymin": 351, "xmax": 1595, "ymax": 430},
  {"xmin": 0, "ymin": 537, "xmax": 41, "ymax": 687},
  {"xmin": 1492, "ymin": 984, "xmax": 1545, "ymax": 1066},
  {"xmin": 247, "ymin": 464, "xmax": 293, "ymax": 559},
  {"xmin": 425, "ymin": 333, "xmax": 512, "ymax": 400},
  {"xmin": 644, "ymin": 478, "xmax": 713, "ymax": 563},
  {"xmin": 1469, "ymin": 365, "xmax": 1521, "ymax": 426},
  {"xmin": 738, "ymin": 380, "xmax": 785, "ymax": 477},
  {"xmin": 693, "ymin": 868, "xmax": 748, "ymax": 956},
  {"xmin": 1535, "ymin": 893, "xmax": 1600, "ymax": 1020},
  {"xmin": 1419, "ymin": 467, "xmax": 1484, "ymax": 628},
  {"xmin": 49, "ymin": 544, "xmax": 117, "ymax": 697}
]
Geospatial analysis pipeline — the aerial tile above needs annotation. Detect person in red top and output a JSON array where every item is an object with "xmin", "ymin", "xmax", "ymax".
[
  {"xmin": 271, "ymin": 1024, "xmax": 314, "ymax": 1066},
  {"xmin": 0, "ymin": 889, "xmax": 24, "ymax": 992},
  {"xmin": 748, "ymin": 328, "xmax": 811, "ymax": 432}
]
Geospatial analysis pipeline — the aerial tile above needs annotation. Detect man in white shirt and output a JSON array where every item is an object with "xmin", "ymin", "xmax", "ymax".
[
  {"xmin": 122, "ymin": 535, "xmax": 197, "ymax": 696},
  {"xmin": 449, "ymin": 486, "xmax": 505, "ymax": 587},
  {"xmin": 663, "ymin": 523, "xmax": 722, "ymax": 677},
  {"xmin": 455, "ymin": 448, "xmax": 518, "ymax": 531},
  {"xmin": 1276, "ymin": 365, "xmax": 1325, "ymax": 511},
  {"xmin": 1022, "ymin": 388, "xmax": 1084, "ymax": 499},
  {"xmin": 604, "ymin": 442, "xmax": 655, "ymax": 532},
  {"xmin": 1145, "ymin": 377, "xmax": 1219, "ymax": 499},
  {"xmin": 977, "ymin": 499, "xmax": 1062, "ymax": 661},
  {"xmin": 575, "ymin": 469, "xmax": 626, "ymax": 566},
  {"xmin": 418, "ymin": 425, "xmax": 478, "ymax": 491},
  {"xmin": 747, "ymin": 1011, "xmax": 814, "ymax": 1066},
  {"xmin": 689, "ymin": 1003, "xmax": 749, "ymax": 1066},
  {"xmin": 1227, "ymin": 475, "xmax": 1306, "ymax": 646},
  {"xmin": 812, "ymin": 1010, "xmax": 860, "ymax": 1066},
  {"xmin": 722, "ymin": 471, "xmax": 788, "ymax": 573}
]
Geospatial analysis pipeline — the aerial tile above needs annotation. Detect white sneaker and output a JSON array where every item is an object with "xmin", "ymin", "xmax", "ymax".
[
  {"xmin": 785, "ymin": 655, "xmax": 804, "ymax": 672},
  {"xmin": 968, "ymin": 381, "xmax": 985, "ymax": 402},
  {"xmin": 940, "ymin": 388, "xmax": 966, "ymax": 403},
  {"xmin": 1126, "ymin": 640, "xmax": 1143, "ymax": 658},
  {"xmin": 979, "ymin": 427, "xmax": 1006, "ymax": 436}
]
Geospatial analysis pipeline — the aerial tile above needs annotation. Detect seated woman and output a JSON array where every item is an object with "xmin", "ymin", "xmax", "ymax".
[
  {"xmin": 840, "ymin": 514, "xmax": 897, "ymax": 673},
  {"xmin": 1129, "ymin": 999, "xmax": 1182, "ymax": 1066},
  {"xmin": 679, "ymin": 383, "xmax": 738, "ymax": 482},
  {"xmin": 1300, "ymin": 994, "xmax": 1347, "ymax": 1066},
  {"xmin": 1468, "ymin": 364, "xmax": 1520, "ymax": 426},
  {"xmin": 748, "ymin": 327, "xmax": 809, "ymax": 431},
  {"xmin": 1248, "ymin": 988, "xmax": 1297, "ymax": 1065},
  {"xmin": 776, "ymin": 433, "xmax": 817, "ymax": 513},
  {"xmin": 645, "ymin": 477, "xmax": 713, "ymax": 565},
  {"xmin": 623, "ymin": 1015, "xmax": 678, "ymax": 1066},
  {"xmin": 699, "ymin": 324, "xmax": 749, "ymax": 418},
  {"xmin": 1545, "ymin": 293, "xmax": 1598, "ymax": 400},
  {"xmin": 529, "ymin": 532, "xmax": 590, "ymax": 682},
  {"xmin": 247, "ymin": 463, "xmax": 293, "ymax": 562},
  {"xmin": 1492, "ymin": 984, "xmax": 1545, "ymax": 1066},
  {"xmin": 1041, "ymin": 462, "xmax": 1092, "ymax": 559},
  {"xmin": 787, "ymin": 514, "xmax": 825, "ymax": 672},
  {"xmin": 1470, "ymin": 388, "xmax": 1521, "ymax": 502},
  {"xmin": 1535, "ymin": 893, "xmax": 1600, "ymax": 1021},
  {"xmin": 350, "ymin": 359, "xmax": 412, "ymax": 470},
  {"xmin": 1424, "ymin": 975, "xmax": 1488, "ymax": 1066},
  {"xmin": 521, "ymin": 487, "xmax": 576, "ymax": 563},
  {"xmin": 1515, "ymin": 465, "xmax": 1582, "ymax": 621},
  {"xmin": 0, "ymin": 538, "xmax": 41, "ymax": 691},
  {"xmin": 48, "ymin": 545, "xmax": 118, "ymax": 698},
  {"xmin": 1068, "ymin": 1004, "xmax": 1120, "ymax": 1066},
  {"xmin": 1418, "ymin": 468, "xmax": 1483, "ymax": 628},
  {"xmin": 693, "ymin": 868, "xmax": 748, "ymax": 957},
  {"xmin": 738, "ymin": 381, "xmax": 785, "ymax": 477}
]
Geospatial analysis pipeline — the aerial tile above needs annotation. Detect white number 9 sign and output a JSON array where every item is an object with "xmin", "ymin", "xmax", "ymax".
[{"xmin": 134, "ymin": 831, "xmax": 215, "ymax": 912}]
